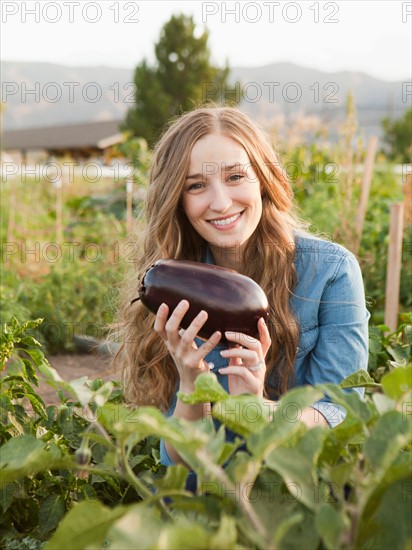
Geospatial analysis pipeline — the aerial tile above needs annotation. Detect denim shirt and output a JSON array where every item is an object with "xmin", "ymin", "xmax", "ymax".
[{"xmin": 160, "ymin": 234, "xmax": 370, "ymax": 466}]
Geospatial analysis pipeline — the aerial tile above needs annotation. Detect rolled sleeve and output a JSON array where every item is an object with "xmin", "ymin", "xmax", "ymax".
[
  {"xmin": 159, "ymin": 394, "xmax": 177, "ymax": 467},
  {"xmin": 311, "ymin": 401, "xmax": 347, "ymax": 428},
  {"xmin": 305, "ymin": 251, "xmax": 370, "ymax": 426},
  {"xmin": 160, "ymin": 438, "xmax": 175, "ymax": 466}
]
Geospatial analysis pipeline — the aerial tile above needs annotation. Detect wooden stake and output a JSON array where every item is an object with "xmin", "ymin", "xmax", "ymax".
[
  {"xmin": 403, "ymin": 173, "xmax": 412, "ymax": 227},
  {"xmin": 54, "ymin": 176, "xmax": 63, "ymax": 245},
  {"xmin": 384, "ymin": 203, "xmax": 404, "ymax": 332},
  {"xmin": 5, "ymin": 175, "xmax": 17, "ymax": 268},
  {"xmin": 353, "ymin": 136, "xmax": 378, "ymax": 254},
  {"xmin": 7, "ymin": 176, "xmax": 17, "ymax": 245},
  {"xmin": 126, "ymin": 178, "xmax": 133, "ymax": 233}
]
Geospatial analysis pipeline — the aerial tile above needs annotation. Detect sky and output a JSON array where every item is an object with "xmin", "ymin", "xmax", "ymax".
[{"xmin": 1, "ymin": 0, "xmax": 411, "ymax": 81}]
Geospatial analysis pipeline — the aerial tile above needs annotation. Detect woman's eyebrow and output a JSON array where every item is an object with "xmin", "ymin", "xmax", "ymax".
[
  {"xmin": 185, "ymin": 162, "xmax": 245, "ymax": 180},
  {"xmin": 185, "ymin": 172, "xmax": 204, "ymax": 180},
  {"xmin": 223, "ymin": 163, "xmax": 244, "ymax": 171}
]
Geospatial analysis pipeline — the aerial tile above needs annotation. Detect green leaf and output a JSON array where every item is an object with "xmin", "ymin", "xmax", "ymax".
[
  {"xmin": 18, "ymin": 347, "xmax": 46, "ymax": 368},
  {"xmin": 356, "ymin": 477, "xmax": 412, "ymax": 549},
  {"xmin": 102, "ymin": 505, "xmax": 163, "ymax": 549},
  {"xmin": 45, "ymin": 500, "xmax": 126, "ymax": 550},
  {"xmin": 315, "ymin": 503, "xmax": 343, "ymax": 550},
  {"xmin": 154, "ymin": 464, "xmax": 189, "ymax": 491},
  {"xmin": 92, "ymin": 381, "xmax": 114, "ymax": 406},
  {"xmin": 265, "ymin": 427, "xmax": 326, "ymax": 510},
  {"xmin": 178, "ymin": 372, "xmax": 228, "ymax": 404},
  {"xmin": 223, "ymin": 451, "xmax": 261, "ymax": 496},
  {"xmin": 248, "ymin": 415, "xmax": 306, "ymax": 462},
  {"xmin": 39, "ymin": 493, "xmax": 66, "ymax": 535},
  {"xmin": 68, "ymin": 377, "xmax": 93, "ymax": 406},
  {"xmin": 339, "ymin": 370, "xmax": 381, "ymax": 389},
  {"xmin": 381, "ymin": 365, "xmax": 412, "ymax": 399},
  {"xmin": 212, "ymin": 394, "xmax": 269, "ymax": 436},
  {"xmin": 317, "ymin": 384, "xmax": 376, "ymax": 424},
  {"xmin": 368, "ymin": 328, "xmax": 383, "ymax": 354},
  {"xmin": 0, "ymin": 435, "xmax": 68, "ymax": 484},
  {"xmin": 272, "ymin": 512, "xmax": 305, "ymax": 548},
  {"xmin": 209, "ymin": 515, "xmax": 238, "ymax": 549},
  {"xmin": 363, "ymin": 411, "xmax": 411, "ymax": 472},
  {"xmin": 0, "ymin": 481, "xmax": 16, "ymax": 512},
  {"xmin": 273, "ymin": 385, "xmax": 324, "ymax": 424},
  {"xmin": 386, "ymin": 343, "xmax": 411, "ymax": 364},
  {"xmin": 372, "ymin": 393, "xmax": 396, "ymax": 415}
]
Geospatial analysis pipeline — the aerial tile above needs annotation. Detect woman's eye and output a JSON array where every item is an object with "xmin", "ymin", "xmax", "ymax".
[
  {"xmin": 187, "ymin": 182, "xmax": 204, "ymax": 191},
  {"xmin": 228, "ymin": 174, "xmax": 244, "ymax": 182}
]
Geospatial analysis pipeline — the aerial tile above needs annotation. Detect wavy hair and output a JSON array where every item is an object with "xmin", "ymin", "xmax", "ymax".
[{"xmin": 113, "ymin": 106, "xmax": 307, "ymax": 410}]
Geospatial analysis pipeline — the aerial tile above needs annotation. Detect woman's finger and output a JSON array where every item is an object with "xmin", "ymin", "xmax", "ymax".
[
  {"xmin": 164, "ymin": 299, "xmax": 190, "ymax": 343},
  {"xmin": 218, "ymin": 365, "xmax": 256, "ymax": 380},
  {"xmin": 224, "ymin": 331, "xmax": 261, "ymax": 349},
  {"xmin": 258, "ymin": 317, "xmax": 271, "ymax": 355},
  {"xmin": 193, "ymin": 330, "xmax": 222, "ymax": 361},
  {"xmin": 220, "ymin": 348, "xmax": 259, "ymax": 364},
  {"xmin": 179, "ymin": 309, "xmax": 208, "ymax": 347},
  {"xmin": 153, "ymin": 303, "xmax": 169, "ymax": 339}
]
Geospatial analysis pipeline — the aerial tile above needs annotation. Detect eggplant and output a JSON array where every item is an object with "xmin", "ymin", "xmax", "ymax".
[{"xmin": 132, "ymin": 259, "xmax": 269, "ymax": 342}]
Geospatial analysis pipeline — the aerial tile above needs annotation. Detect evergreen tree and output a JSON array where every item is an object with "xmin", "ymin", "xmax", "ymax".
[
  {"xmin": 381, "ymin": 108, "xmax": 412, "ymax": 163},
  {"xmin": 123, "ymin": 15, "xmax": 233, "ymax": 145}
]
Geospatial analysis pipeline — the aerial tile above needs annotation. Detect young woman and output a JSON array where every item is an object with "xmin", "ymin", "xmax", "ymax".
[{"xmin": 114, "ymin": 106, "xmax": 370, "ymax": 467}]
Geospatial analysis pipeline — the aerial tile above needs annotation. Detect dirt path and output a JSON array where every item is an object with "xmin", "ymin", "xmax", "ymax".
[{"xmin": 39, "ymin": 353, "xmax": 119, "ymax": 404}]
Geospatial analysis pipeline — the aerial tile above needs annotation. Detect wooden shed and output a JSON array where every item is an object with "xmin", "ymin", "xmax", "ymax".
[{"xmin": 2, "ymin": 120, "xmax": 125, "ymax": 161}]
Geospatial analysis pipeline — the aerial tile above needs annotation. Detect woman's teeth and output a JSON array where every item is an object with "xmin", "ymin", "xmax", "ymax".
[{"xmin": 209, "ymin": 213, "xmax": 241, "ymax": 226}]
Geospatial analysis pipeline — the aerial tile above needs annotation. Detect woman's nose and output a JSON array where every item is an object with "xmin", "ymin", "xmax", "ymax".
[{"xmin": 209, "ymin": 184, "xmax": 232, "ymax": 212}]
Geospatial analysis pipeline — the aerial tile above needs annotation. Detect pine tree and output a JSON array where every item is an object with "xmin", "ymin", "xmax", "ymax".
[
  {"xmin": 382, "ymin": 108, "xmax": 412, "ymax": 163},
  {"xmin": 123, "ymin": 15, "xmax": 234, "ymax": 145}
]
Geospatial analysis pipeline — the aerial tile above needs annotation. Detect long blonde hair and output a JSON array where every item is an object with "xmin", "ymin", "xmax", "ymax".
[{"xmin": 113, "ymin": 106, "xmax": 306, "ymax": 410}]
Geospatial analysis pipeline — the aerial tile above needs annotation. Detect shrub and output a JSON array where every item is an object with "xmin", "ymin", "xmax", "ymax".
[{"xmin": 1, "ymin": 318, "xmax": 411, "ymax": 549}]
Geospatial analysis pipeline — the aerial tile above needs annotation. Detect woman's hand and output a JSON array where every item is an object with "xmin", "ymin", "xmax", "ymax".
[
  {"xmin": 218, "ymin": 317, "xmax": 271, "ymax": 398},
  {"xmin": 154, "ymin": 299, "xmax": 221, "ymax": 392}
]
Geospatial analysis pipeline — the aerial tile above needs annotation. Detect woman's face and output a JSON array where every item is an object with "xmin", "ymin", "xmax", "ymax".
[{"xmin": 181, "ymin": 133, "xmax": 263, "ymax": 257}]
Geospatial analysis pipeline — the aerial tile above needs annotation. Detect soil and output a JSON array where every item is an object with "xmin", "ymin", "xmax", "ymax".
[{"xmin": 38, "ymin": 352, "xmax": 120, "ymax": 404}]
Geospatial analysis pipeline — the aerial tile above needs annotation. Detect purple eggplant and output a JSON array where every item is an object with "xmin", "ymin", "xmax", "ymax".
[{"xmin": 132, "ymin": 259, "xmax": 269, "ymax": 342}]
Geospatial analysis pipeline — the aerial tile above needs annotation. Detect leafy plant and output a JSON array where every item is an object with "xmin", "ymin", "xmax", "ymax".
[
  {"xmin": 1, "ymin": 318, "xmax": 411, "ymax": 549},
  {"xmin": 123, "ymin": 14, "xmax": 233, "ymax": 144},
  {"xmin": 0, "ymin": 319, "xmax": 163, "ymax": 546},
  {"xmin": 381, "ymin": 108, "xmax": 412, "ymax": 163},
  {"xmin": 368, "ymin": 312, "xmax": 412, "ymax": 382}
]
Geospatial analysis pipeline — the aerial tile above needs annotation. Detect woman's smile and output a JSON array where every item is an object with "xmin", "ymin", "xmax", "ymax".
[
  {"xmin": 181, "ymin": 132, "xmax": 263, "ymax": 263},
  {"xmin": 207, "ymin": 211, "xmax": 244, "ymax": 229}
]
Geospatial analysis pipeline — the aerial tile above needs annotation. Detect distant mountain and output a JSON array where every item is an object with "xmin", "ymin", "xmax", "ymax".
[
  {"xmin": 229, "ymin": 62, "xmax": 408, "ymax": 141},
  {"xmin": 1, "ymin": 61, "xmax": 408, "ymax": 141},
  {"xmin": 1, "ymin": 61, "xmax": 133, "ymax": 131}
]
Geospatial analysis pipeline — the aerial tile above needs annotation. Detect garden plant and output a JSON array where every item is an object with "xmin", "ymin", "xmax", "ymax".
[
  {"xmin": 1, "ymin": 103, "xmax": 411, "ymax": 548},
  {"xmin": 0, "ymin": 316, "xmax": 411, "ymax": 549}
]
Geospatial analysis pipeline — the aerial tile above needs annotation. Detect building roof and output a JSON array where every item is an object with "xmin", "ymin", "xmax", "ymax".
[{"xmin": 2, "ymin": 120, "xmax": 124, "ymax": 151}]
